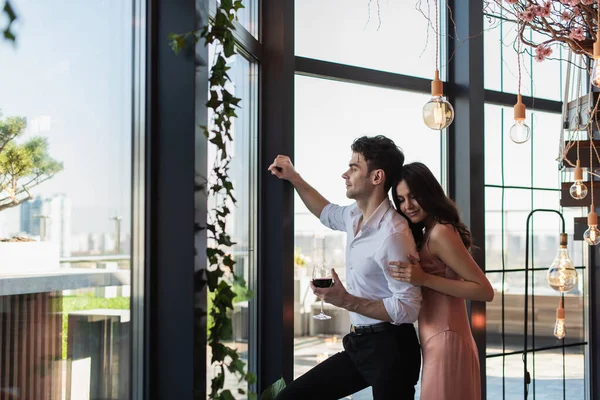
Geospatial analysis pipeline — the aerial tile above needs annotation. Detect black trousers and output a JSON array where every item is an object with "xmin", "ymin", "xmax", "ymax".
[{"xmin": 275, "ymin": 323, "xmax": 421, "ymax": 400}]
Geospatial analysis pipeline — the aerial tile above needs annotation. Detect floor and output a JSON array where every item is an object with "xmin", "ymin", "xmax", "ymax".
[{"xmin": 210, "ymin": 337, "xmax": 586, "ymax": 399}]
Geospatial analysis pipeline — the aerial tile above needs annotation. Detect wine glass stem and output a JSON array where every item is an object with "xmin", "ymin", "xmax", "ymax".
[{"xmin": 320, "ymin": 299, "xmax": 324, "ymax": 314}]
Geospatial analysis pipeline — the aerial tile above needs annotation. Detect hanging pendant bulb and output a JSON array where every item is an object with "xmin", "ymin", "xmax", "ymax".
[
  {"xmin": 554, "ymin": 306, "xmax": 566, "ymax": 339},
  {"xmin": 547, "ymin": 233, "xmax": 578, "ymax": 292},
  {"xmin": 569, "ymin": 160, "xmax": 588, "ymax": 200},
  {"xmin": 592, "ymin": 34, "xmax": 600, "ymax": 88},
  {"xmin": 510, "ymin": 94, "xmax": 531, "ymax": 143},
  {"xmin": 584, "ymin": 208, "xmax": 600, "ymax": 246},
  {"xmin": 423, "ymin": 70, "xmax": 454, "ymax": 130}
]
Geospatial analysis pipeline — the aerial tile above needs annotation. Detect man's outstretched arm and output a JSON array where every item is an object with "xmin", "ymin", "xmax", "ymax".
[{"xmin": 268, "ymin": 155, "xmax": 329, "ymax": 218}]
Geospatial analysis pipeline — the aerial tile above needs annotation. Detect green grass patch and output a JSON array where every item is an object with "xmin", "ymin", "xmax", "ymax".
[{"xmin": 61, "ymin": 294, "xmax": 130, "ymax": 359}]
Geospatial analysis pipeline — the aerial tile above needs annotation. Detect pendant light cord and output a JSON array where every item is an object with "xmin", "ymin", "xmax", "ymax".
[
  {"xmin": 517, "ymin": 23, "xmax": 522, "ymax": 96},
  {"xmin": 435, "ymin": 0, "xmax": 439, "ymax": 72}
]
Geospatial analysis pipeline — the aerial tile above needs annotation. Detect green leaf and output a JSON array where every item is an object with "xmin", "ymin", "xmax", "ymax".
[
  {"xmin": 2, "ymin": 1, "xmax": 17, "ymax": 43},
  {"xmin": 234, "ymin": 1, "xmax": 245, "ymax": 11},
  {"xmin": 246, "ymin": 372, "xmax": 257, "ymax": 385},
  {"xmin": 228, "ymin": 358, "xmax": 246, "ymax": 375},
  {"xmin": 260, "ymin": 378, "xmax": 287, "ymax": 400},
  {"xmin": 219, "ymin": 390, "xmax": 235, "ymax": 400},
  {"xmin": 210, "ymin": 368, "xmax": 225, "ymax": 393},
  {"xmin": 206, "ymin": 268, "xmax": 225, "ymax": 290}
]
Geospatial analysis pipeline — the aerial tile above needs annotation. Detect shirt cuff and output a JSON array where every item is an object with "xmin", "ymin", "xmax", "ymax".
[
  {"xmin": 382, "ymin": 296, "xmax": 420, "ymax": 325},
  {"xmin": 319, "ymin": 203, "xmax": 334, "ymax": 226}
]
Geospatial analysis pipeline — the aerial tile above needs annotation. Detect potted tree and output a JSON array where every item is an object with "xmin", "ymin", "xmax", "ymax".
[{"xmin": 0, "ymin": 110, "xmax": 63, "ymax": 273}]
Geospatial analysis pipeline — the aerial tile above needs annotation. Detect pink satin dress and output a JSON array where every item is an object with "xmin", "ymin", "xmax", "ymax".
[{"xmin": 417, "ymin": 237, "xmax": 481, "ymax": 400}]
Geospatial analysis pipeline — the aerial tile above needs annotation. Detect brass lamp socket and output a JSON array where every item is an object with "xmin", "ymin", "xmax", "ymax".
[
  {"xmin": 431, "ymin": 70, "xmax": 443, "ymax": 97},
  {"xmin": 514, "ymin": 94, "xmax": 526, "ymax": 121},
  {"xmin": 588, "ymin": 209, "xmax": 598, "ymax": 226},
  {"xmin": 556, "ymin": 307, "xmax": 565, "ymax": 320},
  {"xmin": 574, "ymin": 160, "xmax": 583, "ymax": 181},
  {"xmin": 559, "ymin": 232, "xmax": 568, "ymax": 247}
]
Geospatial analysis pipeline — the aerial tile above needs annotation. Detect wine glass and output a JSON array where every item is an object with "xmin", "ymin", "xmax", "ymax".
[{"xmin": 312, "ymin": 262, "xmax": 333, "ymax": 320}]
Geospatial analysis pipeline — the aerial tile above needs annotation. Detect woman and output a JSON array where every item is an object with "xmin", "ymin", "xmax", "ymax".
[{"xmin": 389, "ymin": 162, "xmax": 494, "ymax": 400}]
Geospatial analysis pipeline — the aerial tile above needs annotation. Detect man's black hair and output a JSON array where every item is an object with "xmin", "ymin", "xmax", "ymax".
[{"xmin": 350, "ymin": 135, "xmax": 405, "ymax": 192}]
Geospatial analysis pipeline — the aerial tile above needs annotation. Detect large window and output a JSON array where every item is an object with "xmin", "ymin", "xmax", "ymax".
[
  {"xmin": 296, "ymin": 0, "xmax": 439, "ymax": 78},
  {"xmin": 483, "ymin": 50, "xmax": 588, "ymax": 399},
  {"xmin": 0, "ymin": 1, "xmax": 137, "ymax": 399},
  {"xmin": 204, "ymin": 35, "xmax": 259, "ymax": 400},
  {"xmin": 293, "ymin": 76, "xmax": 444, "ymax": 398},
  {"xmin": 483, "ymin": 14, "xmax": 567, "ymax": 101}
]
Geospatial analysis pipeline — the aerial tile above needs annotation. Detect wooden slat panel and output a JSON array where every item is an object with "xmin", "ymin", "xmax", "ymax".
[
  {"xmin": 562, "ymin": 140, "xmax": 600, "ymax": 169},
  {"xmin": 560, "ymin": 182, "xmax": 600, "ymax": 207}
]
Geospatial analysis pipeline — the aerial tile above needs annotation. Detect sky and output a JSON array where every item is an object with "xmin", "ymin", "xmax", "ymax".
[{"xmin": 0, "ymin": 0, "xmax": 133, "ymax": 235}]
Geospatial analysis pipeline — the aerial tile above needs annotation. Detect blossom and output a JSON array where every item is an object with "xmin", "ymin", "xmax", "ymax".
[
  {"xmin": 535, "ymin": 53, "xmax": 546, "ymax": 62},
  {"xmin": 561, "ymin": 11, "xmax": 571, "ymax": 21},
  {"xmin": 520, "ymin": 10, "xmax": 535, "ymax": 22},
  {"xmin": 570, "ymin": 26, "xmax": 585, "ymax": 41},
  {"xmin": 504, "ymin": 0, "xmax": 518, "ymax": 4},
  {"xmin": 582, "ymin": 0, "xmax": 595, "ymax": 5},
  {"xmin": 536, "ymin": 44, "xmax": 553, "ymax": 58}
]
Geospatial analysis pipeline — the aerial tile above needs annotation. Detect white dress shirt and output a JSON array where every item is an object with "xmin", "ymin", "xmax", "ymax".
[{"xmin": 319, "ymin": 198, "xmax": 422, "ymax": 326}]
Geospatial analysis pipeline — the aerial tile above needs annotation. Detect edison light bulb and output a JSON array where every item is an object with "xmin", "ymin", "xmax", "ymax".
[
  {"xmin": 593, "ymin": 59, "xmax": 600, "ymax": 88},
  {"xmin": 584, "ymin": 209, "xmax": 600, "ymax": 246},
  {"xmin": 547, "ymin": 233, "xmax": 578, "ymax": 292},
  {"xmin": 509, "ymin": 119, "xmax": 531, "ymax": 143},
  {"xmin": 511, "ymin": 94, "xmax": 530, "ymax": 144},
  {"xmin": 554, "ymin": 315, "xmax": 566, "ymax": 339},
  {"xmin": 584, "ymin": 225, "xmax": 600, "ymax": 245},
  {"xmin": 570, "ymin": 160, "xmax": 587, "ymax": 200},
  {"xmin": 423, "ymin": 96, "xmax": 454, "ymax": 130},
  {"xmin": 570, "ymin": 180, "xmax": 588, "ymax": 200}
]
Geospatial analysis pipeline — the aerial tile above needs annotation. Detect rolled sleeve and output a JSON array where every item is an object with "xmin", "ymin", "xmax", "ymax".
[
  {"xmin": 377, "ymin": 231, "xmax": 422, "ymax": 324},
  {"xmin": 319, "ymin": 203, "xmax": 350, "ymax": 232}
]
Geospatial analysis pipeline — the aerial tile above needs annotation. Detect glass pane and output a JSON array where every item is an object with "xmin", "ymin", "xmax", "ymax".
[
  {"xmin": 532, "ymin": 111, "xmax": 562, "ymax": 189},
  {"xmin": 294, "ymin": 75, "xmax": 443, "ymax": 378},
  {"xmin": 205, "ymin": 51, "xmax": 257, "ymax": 395},
  {"xmin": 530, "ymin": 346, "xmax": 585, "ymax": 398},
  {"xmin": 485, "ymin": 104, "xmax": 562, "ymax": 189},
  {"xmin": 486, "ymin": 354, "xmax": 526, "ymax": 399},
  {"xmin": 484, "ymin": 105, "xmax": 503, "ymax": 186},
  {"xmin": 236, "ymin": 0, "xmax": 258, "ymax": 38},
  {"xmin": 485, "ymin": 187, "xmax": 504, "ymax": 275},
  {"xmin": 486, "ymin": 346, "xmax": 585, "ymax": 400},
  {"xmin": 485, "ymin": 104, "xmax": 534, "ymax": 188},
  {"xmin": 484, "ymin": 16, "xmax": 567, "ymax": 101},
  {"xmin": 0, "ymin": 1, "xmax": 135, "ymax": 399},
  {"xmin": 564, "ymin": 346, "xmax": 586, "ymax": 399},
  {"xmin": 296, "ymin": 0, "xmax": 440, "ymax": 77}
]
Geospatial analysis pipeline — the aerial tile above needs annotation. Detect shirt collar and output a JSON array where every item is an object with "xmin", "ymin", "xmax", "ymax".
[{"xmin": 350, "ymin": 198, "xmax": 392, "ymax": 231}]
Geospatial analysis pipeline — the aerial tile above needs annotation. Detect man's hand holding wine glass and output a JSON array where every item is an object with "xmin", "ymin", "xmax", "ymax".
[{"xmin": 311, "ymin": 268, "xmax": 348, "ymax": 309}]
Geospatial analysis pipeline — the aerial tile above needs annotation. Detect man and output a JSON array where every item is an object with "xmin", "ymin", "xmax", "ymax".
[{"xmin": 268, "ymin": 135, "xmax": 422, "ymax": 400}]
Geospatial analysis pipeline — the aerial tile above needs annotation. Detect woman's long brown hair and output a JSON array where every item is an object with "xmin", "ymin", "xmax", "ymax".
[{"xmin": 391, "ymin": 162, "xmax": 474, "ymax": 252}]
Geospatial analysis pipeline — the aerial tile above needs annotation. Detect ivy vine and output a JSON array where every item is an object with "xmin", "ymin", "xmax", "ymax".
[
  {"xmin": 2, "ymin": 0, "xmax": 17, "ymax": 42},
  {"xmin": 170, "ymin": 1, "xmax": 256, "ymax": 399}
]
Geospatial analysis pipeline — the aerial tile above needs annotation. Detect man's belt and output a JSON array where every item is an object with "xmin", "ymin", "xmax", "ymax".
[{"xmin": 349, "ymin": 322, "xmax": 393, "ymax": 336}]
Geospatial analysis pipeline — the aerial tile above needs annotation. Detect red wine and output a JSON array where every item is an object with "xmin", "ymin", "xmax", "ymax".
[{"xmin": 313, "ymin": 278, "xmax": 333, "ymax": 288}]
